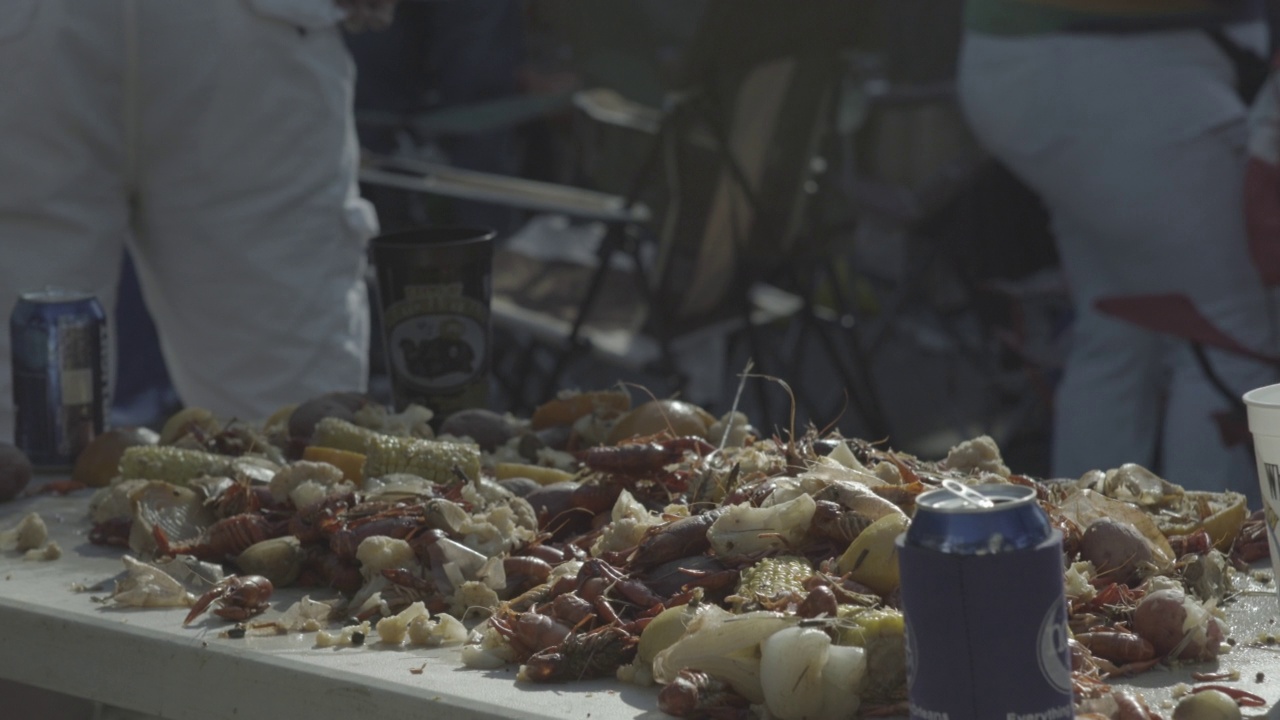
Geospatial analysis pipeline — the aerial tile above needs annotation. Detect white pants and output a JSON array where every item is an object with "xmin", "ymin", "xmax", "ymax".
[
  {"xmin": 0, "ymin": 0, "xmax": 377, "ymax": 440},
  {"xmin": 959, "ymin": 25, "xmax": 1280, "ymax": 499}
]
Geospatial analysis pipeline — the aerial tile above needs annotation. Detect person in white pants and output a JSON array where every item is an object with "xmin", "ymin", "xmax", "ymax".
[
  {"xmin": 1, "ymin": 0, "xmax": 396, "ymax": 716},
  {"xmin": 958, "ymin": 16, "xmax": 1280, "ymax": 503},
  {"xmin": 0, "ymin": 0, "xmax": 383, "ymax": 445}
]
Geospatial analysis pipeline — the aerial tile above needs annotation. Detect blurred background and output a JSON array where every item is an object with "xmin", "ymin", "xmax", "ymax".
[{"xmin": 112, "ymin": 0, "xmax": 1065, "ymax": 476}]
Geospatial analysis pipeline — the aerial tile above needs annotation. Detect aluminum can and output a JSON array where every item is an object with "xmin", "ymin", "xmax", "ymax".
[
  {"xmin": 9, "ymin": 290, "xmax": 108, "ymax": 468},
  {"xmin": 896, "ymin": 483, "xmax": 1073, "ymax": 720}
]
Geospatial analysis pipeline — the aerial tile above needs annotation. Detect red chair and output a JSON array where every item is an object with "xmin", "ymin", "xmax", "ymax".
[{"xmin": 1094, "ymin": 293, "xmax": 1279, "ymax": 448}]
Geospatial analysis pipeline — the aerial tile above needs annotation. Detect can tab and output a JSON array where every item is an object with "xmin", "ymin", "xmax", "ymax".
[{"xmin": 941, "ymin": 478, "xmax": 995, "ymax": 509}]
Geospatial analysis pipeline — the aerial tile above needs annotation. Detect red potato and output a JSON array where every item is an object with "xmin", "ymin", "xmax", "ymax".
[
  {"xmin": 0, "ymin": 442, "xmax": 32, "ymax": 502},
  {"xmin": 287, "ymin": 392, "xmax": 371, "ymax": 445},
  {"xmin": 438, "ymin": 408, "xmax": 519, "ymax": 452},
  {"xmin": 1079, "ymin": 517, "xmax": 1156, "ymax": 587},
  {"xmin": 1132, "ymin": 587, "xmax": 1226, "ymax": 661}
]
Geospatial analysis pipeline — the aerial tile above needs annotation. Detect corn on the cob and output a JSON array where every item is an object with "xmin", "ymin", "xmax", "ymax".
[
  {"xmin": 311, "ymin": 417, "xmax": 384, "ymax": 454},
  {"xmin": 118, "ymin": 445, "xmax": 235, "ymax": 485},
  {"xmin": 835, "ymin": 607, "xmax": 905, "ymax": 704},
  {"xmin": 731, "ymin": 555, "xmax": 812, "ymax": 611},
  {"xmin": 362, "ymin": 434, "xmax": 481, "ymax": 485}
]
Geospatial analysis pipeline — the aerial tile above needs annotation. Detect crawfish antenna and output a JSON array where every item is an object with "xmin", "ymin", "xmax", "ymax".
[{"xmin": 719, "ymin": 359, "xmax": 754, "ymax": 454}]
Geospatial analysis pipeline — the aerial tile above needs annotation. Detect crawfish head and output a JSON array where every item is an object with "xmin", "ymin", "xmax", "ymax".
[
  {"xmin": 288, "ymin": 491, "xmax": 357, "ymax": 543},
  {"xmin": 184, "ymin": 575, "xmax": 274, "ymax": 625},
  {"xmin": 631, "ymin": 508, "xmax": 726, "ymax": 569},
  {"xmin": 641, "ymin": 554, "xmax": 735, "ymax": 601},
  {"xmin": 524, "ymin": 482, "xmax": 597, "ymax": 538},
  {"xmin": 658, "ymin": 669, "xmax": 751, "ymax": 719},
  {"xmin": 490, "ymin": 608, "xmax": 572, "ymax": 660},
  {"xmin": 520, "ymin": 625, "xmax": 638, "ymax": 683}
]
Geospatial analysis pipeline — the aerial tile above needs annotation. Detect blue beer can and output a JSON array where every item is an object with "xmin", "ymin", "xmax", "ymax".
[
  {"xmin": 9, "ymin": 289, "xmax": 109, "ymax": 468},
  {"xmin": 896, "ymin": 482, "xmax": 1073, "ymax": 720}
]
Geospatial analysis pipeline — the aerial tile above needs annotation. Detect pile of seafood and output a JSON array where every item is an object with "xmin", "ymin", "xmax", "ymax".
[{"xmin": 35, "ymin": 388, "xmax": 1275, "ymax": 719}]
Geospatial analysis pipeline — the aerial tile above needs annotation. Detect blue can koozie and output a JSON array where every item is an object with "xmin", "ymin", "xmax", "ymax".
[{"xmin": 896, "ymin": 483, "xmax": 1074, "ymax": 720}]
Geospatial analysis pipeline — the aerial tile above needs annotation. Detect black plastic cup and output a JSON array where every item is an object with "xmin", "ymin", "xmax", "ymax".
[{"xmin": 369, "ymin": 227, "xmax": 494, "ymax": 420}]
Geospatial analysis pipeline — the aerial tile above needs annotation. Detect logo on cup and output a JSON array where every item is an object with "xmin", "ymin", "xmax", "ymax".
[
  {"xmin": 384, "ymin": 286, "xmax": 488, "ymax": 392},
  {"xmin": 1267, "ymin": 463, "xmax": 1280, "ymax": 501},
  {"xmin": 390, "ymin": 314, "xmax": 485, "ymax": 390}
]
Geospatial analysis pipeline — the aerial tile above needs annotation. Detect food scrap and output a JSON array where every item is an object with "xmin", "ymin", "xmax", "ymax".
[{"xmin": 101, "ymin": 555, "xmax": 195, "ymax": 609}]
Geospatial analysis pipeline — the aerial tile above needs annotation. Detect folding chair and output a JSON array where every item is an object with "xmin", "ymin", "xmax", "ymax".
[
  {"xmin": 359, "ymin": 0, "xmax": 889, "ymax": 435},
  {"xmin": 814, "ymin": 70, "xmax": 1063, "ymax": 454}
]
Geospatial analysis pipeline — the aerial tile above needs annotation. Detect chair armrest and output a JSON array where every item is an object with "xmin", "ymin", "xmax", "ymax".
[
  {"xmin": 356, "ymin": 92, "xmax": 577, "ymax": 137},
  {"xmin": 359, "ymin": 154, "xmax": 651, "ymax": 225},
  {"xmin": 1096, "ymin": 293, "xmax": 1280, "ymax": 364},
  {"xmin": 572, "ymin": 88, "xmax": 665, "ymax": 135}
]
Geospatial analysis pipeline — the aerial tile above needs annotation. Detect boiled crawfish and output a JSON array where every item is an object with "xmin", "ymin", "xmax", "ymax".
[
  {"xmin": 184, "ymin": 574, "xmax": 274, "ymax": 625},
  {"xmin": 521, "ymin": 625, "xmax": 638, "ymax": 682},
  {"xmin": 577, "ymin": 436, "xmax": 716, "ymax": 476},
  {"xmin": 153, "ymin": 513, "xmax": 280, "ymax": 562},
  {"xmin": 658, "ymin": 668, "xmax": 753, "ymax": 720}
]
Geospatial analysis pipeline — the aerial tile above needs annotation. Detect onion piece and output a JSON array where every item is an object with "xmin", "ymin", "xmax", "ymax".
[
  {"xmin": 707, "ymin": 494, "xmax": 816, "ymax": 557},
  {"xmin": 652, "ymin": 607, "xmax": 797, "ymax": 704},
  {"xmin": 760, "ymin": 627, "xmax": 868, "ymax": 720},
  {"xmin": 761, "ymin": 627, "xmax": 829, "ymax": 719}
]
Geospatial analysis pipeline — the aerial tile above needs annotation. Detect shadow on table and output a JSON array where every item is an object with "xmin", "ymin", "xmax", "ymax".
[{"xmin": 468, "ymin": 665, "xmax": 667, "ymax": 715}]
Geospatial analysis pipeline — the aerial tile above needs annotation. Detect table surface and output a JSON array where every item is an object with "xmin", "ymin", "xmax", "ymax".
[{"xmin": 2, "ymin": 479, "xmax": 1280, "ymax": 720}]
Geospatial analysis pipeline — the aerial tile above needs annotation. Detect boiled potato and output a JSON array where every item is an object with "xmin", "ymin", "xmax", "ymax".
[
  {"xmin": 71, "ymin": 427, "xmax": 159, "ymax": 487},
  {"xmin": 606, "ymin": 399, "xmax": 715, "ymax": 443},
  {"xmin": 1079, "ymin": 517, "xmax": 1156, "ymax": 587},
  {"xmin": 836, "ymin": 513, "xmax": 909, "ymax": 595}
]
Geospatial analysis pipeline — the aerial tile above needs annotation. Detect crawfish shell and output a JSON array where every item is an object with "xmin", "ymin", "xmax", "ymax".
[
  {"xmin": 88, "ymin": 479, "xmax": 151, "ymax": 524},
  {"xmin": 128, "ymin": 481, "xmax": 217, "ymax": 557}
]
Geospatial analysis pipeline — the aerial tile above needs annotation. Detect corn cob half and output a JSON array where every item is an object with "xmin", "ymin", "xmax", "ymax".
[
  {"xmin": 118, "ymin": 446, "xmax": 235, "ymax": 485},
  {"xmin": 310, "ymin": 417, "xmax": 384, "ymax": 455},
  {"xmin": 362, "ymin": 434, "xmax": 481, "ymax": 485},
  {"xmin": 835, "ymin": 607, "xmax": 906, "ymax": 704}
]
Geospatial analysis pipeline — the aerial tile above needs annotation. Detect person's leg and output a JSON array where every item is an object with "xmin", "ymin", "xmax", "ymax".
[
  {"xmin": 0, "ymin": 0, "xmax": 130, "ymax": 442},
  {"xmin": 958, "ymin": 28, "xmax": 1279, "ymax": 486},
  {"xmin": 1152, "ymin": 118, "xmax": 1278, "ymax": 502},
  {"xmin": 1037, "ymin": 27, "xmax": 1278, "ymax": 496},
  {"xmin": 132, "ymin": 1, "xmax": 377, "ymax": 424},
  {"xmin": 958, "ymin": 32, "xmax": 1165, "ymax": 478},
  {"xmin": 111, "ymin": 252, "xmax": 180, "ymax": 429}
]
